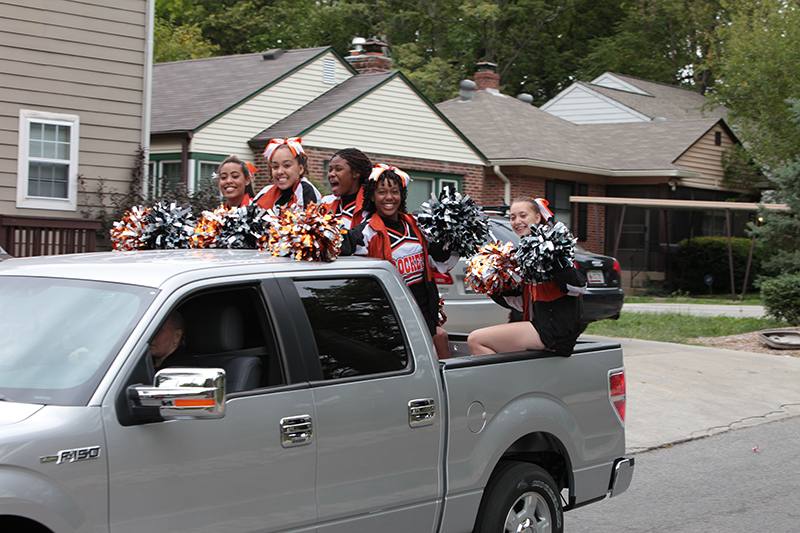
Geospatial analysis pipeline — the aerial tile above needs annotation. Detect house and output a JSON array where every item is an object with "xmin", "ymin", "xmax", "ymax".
[
  {"xmin": 150, "ymin": 43, "xmax": 485, "ymax": 211},
  {"xmin": 0, "ymin": 0, "xmax": 153, "ymax": 256},
  {"xmin": 437, "ymin": 68, "xmax": 755, "ymax": 288}
]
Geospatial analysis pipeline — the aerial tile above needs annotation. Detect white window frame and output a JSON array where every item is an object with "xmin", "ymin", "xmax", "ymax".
[{"xmin": 17, "ymin": 110, "xmax": 80, "ymax": 211}]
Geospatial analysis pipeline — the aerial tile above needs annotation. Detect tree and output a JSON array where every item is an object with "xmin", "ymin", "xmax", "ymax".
[
  {"xmin": 709, "ymin": 0, "xmax": 800, "ymax": 169},
  {"xmin": 581, "ymin": 0, "xmax": 726, "ymax": 92},
  {"xmin": 154, "ymin": 17, "xmax": 220, "ymax": 63}
]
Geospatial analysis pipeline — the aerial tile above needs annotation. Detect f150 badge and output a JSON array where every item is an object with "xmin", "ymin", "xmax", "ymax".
[{"xmin": 40, "ymin": 446, "xmax": 102, "ymax": 464}]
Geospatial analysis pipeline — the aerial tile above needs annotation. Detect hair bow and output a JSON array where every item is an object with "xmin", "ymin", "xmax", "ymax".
[
  {"xmin": 264, "ymin": 137, "xmax": 304, "ymax": 161},
  {"xmin": 368, "ymin": 163, "xmax": 412, "ymax": 187},
  {"xmin": 245, "ymin": 162, "xmax": 259, "ymax": 178},
  {"xmin": 534, "ymin": 198, "xmax": 554, "ymax": 220}
]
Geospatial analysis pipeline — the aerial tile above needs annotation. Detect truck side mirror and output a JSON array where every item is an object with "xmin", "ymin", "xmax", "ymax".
[{"xmin": 129, "ymin": 368, "xmax": 226, "ymax": 421}]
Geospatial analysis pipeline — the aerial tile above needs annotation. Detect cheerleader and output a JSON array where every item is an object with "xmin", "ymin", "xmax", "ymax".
[
  {"xmin": 320, "ymin": 148, "xmax": 372, "ymax": 229},
  {"xmin": 255, "ymin": 137, "xmax": 321, "ymax": 210},
  {"xmin": 216, "ymin": 155, "xmax": 257, "ymax": 208},
  {"xmin": 467, "ymin": 197, "xmax": 587, "ymax": 356},
  {"xmin": 343, "ymin": 164, "xmax": 456, "ymax": 359}
]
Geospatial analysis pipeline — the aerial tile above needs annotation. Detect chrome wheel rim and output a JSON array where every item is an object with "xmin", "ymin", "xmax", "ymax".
[{"xmin": 504, "ymin": 491, "xmax": 552, "ymax": 533}]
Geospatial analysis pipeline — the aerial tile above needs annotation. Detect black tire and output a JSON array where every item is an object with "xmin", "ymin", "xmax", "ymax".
[{"xmin": 474, "ymin": 461, "xmax": 563, "ymax": 533}]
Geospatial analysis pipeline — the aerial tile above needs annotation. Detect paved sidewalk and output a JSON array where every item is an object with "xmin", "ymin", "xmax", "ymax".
[
  {"xmin": 622, "ymin": 303, "xmax": 766, "ymax": 318},
  {"xmin": 583, "ymin": 335, "xmax": 800, "ymax": 453}
]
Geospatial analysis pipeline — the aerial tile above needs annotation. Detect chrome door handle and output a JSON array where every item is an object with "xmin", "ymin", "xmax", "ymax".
[
  {"xmin": 280, "ymin": 415, "xmax": 313, "ymax": 448},
  {"xmin": 408, "ymin": 398, "xmax": 435, "ymax": 428}
]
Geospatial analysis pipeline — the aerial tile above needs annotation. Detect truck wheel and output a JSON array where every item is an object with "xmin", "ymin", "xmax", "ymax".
[{"xmin": 475, "ymin": 461, "xmax": 563, "ymax": 533}]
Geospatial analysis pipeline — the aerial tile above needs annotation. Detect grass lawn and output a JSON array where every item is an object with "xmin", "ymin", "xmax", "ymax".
[
  {"xmin": 584, "ymin": 313, "xmax": 788, "ymax": 344},
  {"xmin": 624, "ymin": 294, "xmax": 763, "ymax": 305}
]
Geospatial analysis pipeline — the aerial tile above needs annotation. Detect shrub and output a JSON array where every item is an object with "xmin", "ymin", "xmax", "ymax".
[
  {"xmin": 675, "ymin": 236, "xmax": 764, "ymax": 294},
  {"xmin": 761, "ymin": 272, "xmax": 800, "ymax": 325}
]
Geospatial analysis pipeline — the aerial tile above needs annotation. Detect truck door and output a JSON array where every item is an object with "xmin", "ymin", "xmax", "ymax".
[
  {"xmin": 103, "ymin": 281, "xmax": 318, "ymax": 533},
  {"xmin": 281, "ymin": 273, "xmax": 444, "ymax": 533}
]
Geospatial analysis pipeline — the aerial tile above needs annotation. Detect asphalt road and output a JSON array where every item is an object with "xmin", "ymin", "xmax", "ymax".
[{"xmin": 565, "ymin": 415, "xmax": 800, "ymax": 532}]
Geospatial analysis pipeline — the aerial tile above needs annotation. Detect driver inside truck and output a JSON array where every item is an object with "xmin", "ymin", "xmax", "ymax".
[{"xmin": 151, "ymin": 311, "xmax": 194, "ymax": 370}]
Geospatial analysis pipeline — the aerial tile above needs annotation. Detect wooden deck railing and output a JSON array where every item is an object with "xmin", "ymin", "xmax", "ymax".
[{"xmin": 0, "ymin": 215, "xmax": 102, "ymax": 257}]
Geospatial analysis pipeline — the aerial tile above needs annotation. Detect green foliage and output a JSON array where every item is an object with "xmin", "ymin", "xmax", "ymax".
[
  {"xmin": 710, "ymin": 0, "xmax": 800, "ymax": 168},
  {"xmin": 581, "ymin": 0, "xmax": 726, "ymax": 92},
  {"xmin": 154, "ymin": 17, "xmax": 219, "ymax": 63},
  {"xmin": 748, "ymin": 99, "xmax": 800, "ymax": 277},
  {"xmin": 760, "ymin": 272, "xmax": 800, "ymax": 325},
  {"xmin": 584, "ymin": 312, "xmax": 787, "ymax": 343},
  {"xmin": 721, "ymin": 144, "xmax": 764, "ymax": 191},
  {"xmin": 675, "ymin": 236, "xmax": 764, "ymax": 294}
]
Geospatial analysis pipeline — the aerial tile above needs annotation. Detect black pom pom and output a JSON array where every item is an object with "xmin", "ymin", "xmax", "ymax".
[
  {"xmin": 416, "ymin": 187, "xmax": 491, "ymax": 257},
  {"xmin": 140, "ymin": 202, "xmax": 195, "ymax": 249},
  {"xmin": 515, "ymin": 222, "xmax": 577, "ymax": 283}
]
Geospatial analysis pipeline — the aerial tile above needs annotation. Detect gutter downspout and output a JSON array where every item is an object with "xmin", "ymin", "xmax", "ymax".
[
  {"xmin": 141, "ymin": 0, "xmax": 154, "ymax": 196},
  {"xmin": 493, "ymin": 165, "xmax": 511, "ymax": 206}
]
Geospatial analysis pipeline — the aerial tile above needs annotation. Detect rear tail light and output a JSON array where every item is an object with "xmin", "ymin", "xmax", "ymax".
[
  {"xmin": 609, "ymin": 370, "xmax": 626, "ymax": 423},
  {"xmin": 612, "ymin": 260, "xmax": 622, "ymax": 276},
  {"xmin": 434, "ymin": 272, "xmax": 454, "ymax": 285}
]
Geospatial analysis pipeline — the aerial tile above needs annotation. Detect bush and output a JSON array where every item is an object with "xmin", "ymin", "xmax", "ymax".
[
  {"xmin": 761, "ymin": 272, "xmax": 800, "ymax": 325},
  {"xmin": 676, "ymin": 236, "xmax": 764, "ymax": 294}
]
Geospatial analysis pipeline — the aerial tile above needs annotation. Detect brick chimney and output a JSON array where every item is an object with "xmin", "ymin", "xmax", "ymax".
[
  {"xmin": 345, "ymin": 37, "xmax": 392, "ymax": 73},
  {"xmin": 474, "ymin": 62, "xmax": 500, "ymax": 92}
]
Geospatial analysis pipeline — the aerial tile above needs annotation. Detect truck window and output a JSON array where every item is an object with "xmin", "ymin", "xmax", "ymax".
[
  {"xmin": 163, "ymin": 286, "xmax": 283, "ymax": 392},
  {"xmin": 292, "ymin": 277, "xmax": 409, "ymax": 380}
]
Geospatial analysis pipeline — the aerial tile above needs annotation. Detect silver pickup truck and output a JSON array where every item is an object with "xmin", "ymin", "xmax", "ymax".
[{"xmin": 0, "ymin": 250, "xmax": 632, "ymax": 533}]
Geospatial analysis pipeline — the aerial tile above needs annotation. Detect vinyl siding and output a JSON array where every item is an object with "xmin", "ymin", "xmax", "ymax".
[
  {"xmin": 302, "ymin": 77, "xmax": 484, "ymax": 165},
  {"xmin": 675, "ymin": 125, "xmax": 735, "ymax": 190},
  {"xmin": 542, "ymin": 85, "xmax": 649, "ymax": 125},
  {"xmin": 190, "ymin": 52, "xmax": 354, "ymax": 159},
  {"xmin": 0, "ymin": 0, "xmax": 147, "ymax": 218}
]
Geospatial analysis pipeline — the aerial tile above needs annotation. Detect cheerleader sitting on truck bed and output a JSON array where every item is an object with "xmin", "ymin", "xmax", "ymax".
[{"xmin": 255, "ymin": 137, "xmax": 321, "ymax": 210}]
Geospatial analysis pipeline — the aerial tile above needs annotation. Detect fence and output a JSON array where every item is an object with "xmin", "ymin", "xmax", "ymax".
[{"xmin": 0, "ymin": 215, "xmax": 102, "ymax": 257}]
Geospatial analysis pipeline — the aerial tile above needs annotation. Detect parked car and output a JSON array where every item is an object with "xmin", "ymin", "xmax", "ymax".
[{"xmin": 438, "ymin": 216, "xmax": 625, "ymax": 333}]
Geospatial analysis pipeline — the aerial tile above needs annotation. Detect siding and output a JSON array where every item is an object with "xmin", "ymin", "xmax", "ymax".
[
  {"xmin": 303, "ymin": 77, "xmax": 484, "ymax": 166},
  {"xmin": 189, "ymin": 52, "xmax": 354, "ymax": 159},
  {"xmin": 591, "ymin": 73, "xmax": 649, "ymax": 95},
  {"xmin": 0, "ymin": 0, "xmax": 147, "ymax": 218},
  {"xmin": 674, "ymin": 124, "xmax": 735, "ymax": 190},
  {"xmin": 541, "ymin": 85, "xmax": 649, "ymax": 125}
]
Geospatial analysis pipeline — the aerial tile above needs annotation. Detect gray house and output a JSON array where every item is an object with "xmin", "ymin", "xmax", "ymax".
[
  {"xmin": 0, "ymin": 0, "xmax": 153, "ymax": 256},
  {"xmin": 437, "ymin": 70, "xmax": 753, "ymax": 287}
]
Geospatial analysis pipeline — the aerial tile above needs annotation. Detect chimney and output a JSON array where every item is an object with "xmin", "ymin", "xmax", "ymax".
[
  {"xmin": 474, "ymin": 62, "xmax": 500, "ymax": 92},
  {"xmin": 346, "ymin": 37, "xmax": 392, "ymax": 74}
]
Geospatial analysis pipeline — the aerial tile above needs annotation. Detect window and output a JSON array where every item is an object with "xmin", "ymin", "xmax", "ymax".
[
  {"xmin": 545, "ymin": 180, "xmax": 573, "ymax": 227},
  {"xmin": 293, "ymin": 277, "xmax": 409, "ymax": 380},
  {"xmin": 405, "ymin": 172, "xmax": 463, "ymax": 212},
  {"xmin": 149, "ymin": 160, "xmax": 182, "ymax": 196},
  {"xmin": 17, "ymin": 110, "xmax": 80, "ymax": 210}
]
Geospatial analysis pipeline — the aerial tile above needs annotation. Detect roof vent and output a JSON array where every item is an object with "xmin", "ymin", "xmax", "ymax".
[
  {"xmin": 459, "ymin": 80, "xmax": 477, "ymax": 101},
  {"xmin": 262, "ymin": 49, "xmax": 285, "ymax": 60},
  {"xmin": 516, "ymin": 93, "xmax": 533, "ymax": 104},
  {"xmin": 652, "ymin": 116, "xmax": 667, "ymax": 121}
]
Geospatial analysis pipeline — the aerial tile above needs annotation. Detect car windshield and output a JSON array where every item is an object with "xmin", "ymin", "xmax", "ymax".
[{"xmin": 0, "ymin": 277, "xmax": 155, "ymax": 406}]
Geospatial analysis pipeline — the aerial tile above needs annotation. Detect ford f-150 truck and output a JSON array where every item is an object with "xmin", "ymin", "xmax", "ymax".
[{"xmin": 0, "ymin": 250, "xmax": 633, "ymax": 533}]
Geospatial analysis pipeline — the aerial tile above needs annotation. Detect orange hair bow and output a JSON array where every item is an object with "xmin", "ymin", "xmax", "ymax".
[
  {"xmin": 246, "ymin": 162, "xmax": 258, "ymax": 178},
  {"xmin": 535, "ymin": 198, "xmax": 554, "ymax": 220},
  {"xmin": 368, "ymin": 163, "xmax": 412, "ymax": 187},
  {"xmin": 264, "ymin": 137, "xmax": 304, "ymax": 161}
]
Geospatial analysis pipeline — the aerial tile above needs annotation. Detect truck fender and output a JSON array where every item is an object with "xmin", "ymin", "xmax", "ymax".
[
  {"xmin": 464, "ymin": 394, "xmax": 580, "ymax": 492},
  {"xmin": 0, "ymin": 467, "xmax": 85, "ymax": 533}
]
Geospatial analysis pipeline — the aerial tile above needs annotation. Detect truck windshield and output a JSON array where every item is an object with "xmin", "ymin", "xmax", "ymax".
[{"xmin": 0, "ymin": 277, "xmax": 155, "ymax": 406}]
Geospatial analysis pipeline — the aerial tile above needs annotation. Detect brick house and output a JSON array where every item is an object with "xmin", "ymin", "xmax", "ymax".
[{"xmin": 150, "ymin": 44, "xmax": 485, "ymax": 212}]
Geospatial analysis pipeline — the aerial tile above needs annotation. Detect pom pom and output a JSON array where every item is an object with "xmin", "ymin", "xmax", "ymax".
[
  {"xmin": 437, "ymin": 296, "xmax": 447, "ymax": 327},
  {"xmin": 465, "ymin": 241, "xmax": 523, "ymax": 294},
  {"xmin": 416, "ymin": 187, "xmax": 491, "ymax": 257},
  {"xmin": 110, "ymin": 205, "xmax": 149, "ymax": 251},
  {"xmin": 193, "ymin": 204, "xmax": 270, "ymax": 249},
  {"xmin": 140, "ymin": 202, "xmax": 196, "ymax": 249},
  {"xmin": 515, "ymin": 222, "xmax": 577, "ymax": 284},
  {"xmin": 261, "ymin": 203, "xmax": 343, "ymax": 262}
]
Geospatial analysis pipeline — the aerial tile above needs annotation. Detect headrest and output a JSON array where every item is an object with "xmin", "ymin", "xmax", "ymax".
[{"xmin": 185, "ymin": 304, "xmax": 244, "ymax": 354}]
